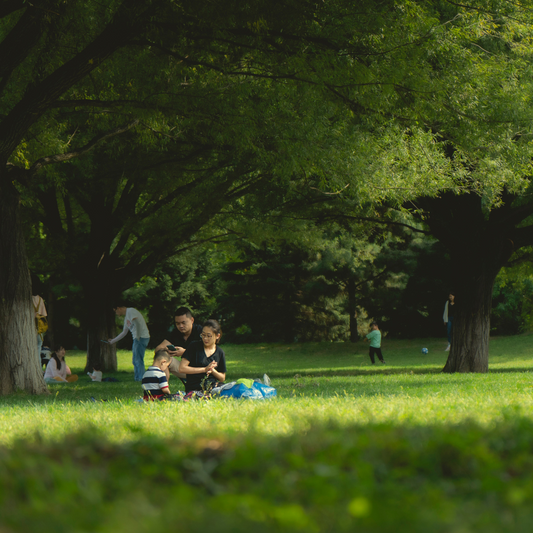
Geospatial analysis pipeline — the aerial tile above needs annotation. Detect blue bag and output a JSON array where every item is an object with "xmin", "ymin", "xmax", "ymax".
[
  {"xmin": 252, "ymin": 381, "xmax": 277, "ymax": 398},
  {"xmin": 219, "ymin": 381, "xmax": 277, "ymax": 399}
]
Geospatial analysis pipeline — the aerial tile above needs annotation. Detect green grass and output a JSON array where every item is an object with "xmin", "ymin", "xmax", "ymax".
[
  {"xmin": 2, "ymin": 335, "xmax": 533, "ymax": 532},
  {"xmin": 2, "ymin": 335, "xmax": 533, "ymax": 445}
]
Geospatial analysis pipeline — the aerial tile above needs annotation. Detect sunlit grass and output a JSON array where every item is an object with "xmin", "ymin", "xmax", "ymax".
[{"xmin": 1, "ymin": 334, "xmax": 533, "ymax": 447}]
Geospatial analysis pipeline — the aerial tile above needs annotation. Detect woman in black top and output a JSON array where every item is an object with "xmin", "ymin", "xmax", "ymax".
[{"xmin": 179, "ymin": 319, "xmax": 227, "ymax": 392}]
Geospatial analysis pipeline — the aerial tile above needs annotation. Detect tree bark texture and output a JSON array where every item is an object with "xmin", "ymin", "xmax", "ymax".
[
  {"xmin": 0, "ymin": 180, "xmax": 48, "ymax": 394},
  {"xmin": 83, "ymin": 280, "xmax": 118, "ymax": 373}
]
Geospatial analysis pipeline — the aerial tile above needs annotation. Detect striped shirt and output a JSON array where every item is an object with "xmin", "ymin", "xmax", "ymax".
[{"xmin": 142, "ymin": 366, "xmax": 169, "ymax": 399}]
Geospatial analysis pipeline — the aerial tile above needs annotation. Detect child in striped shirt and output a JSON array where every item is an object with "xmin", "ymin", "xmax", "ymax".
[{"xmin": 141, "ymin": 350, "xmax": 172, "ymax": 400}]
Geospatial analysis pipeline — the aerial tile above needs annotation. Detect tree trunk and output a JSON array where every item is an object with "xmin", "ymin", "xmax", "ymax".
[
  {"xmin": 347, "ymin": 276, "xmax": 359, "ymax": 342},
  {"xmin": 442, "ymin": 271, "xmax": 495, "ymax": 373},
  {"xmin": 84, "ymin": 282, "xmax": 117, "ymax": 373},
  {"xmin": 0, "ymin": 180, "xmax": 48, "ymax": 394},
  {"xmin": 416, "ymin": 191, "xmax": 519, "ymax": 373},
  {"xmin": 442, "ymin": 228, "xmax": 513, "ymax": 373}
]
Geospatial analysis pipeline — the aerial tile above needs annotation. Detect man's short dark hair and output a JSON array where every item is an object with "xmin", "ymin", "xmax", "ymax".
[
  {"xmin": 174, "ymin": 307, "xmax": 193, "ymax": 318},
  {"xmin": 370, "ymin": 321, "xmax": 378, "ymax": 327}
]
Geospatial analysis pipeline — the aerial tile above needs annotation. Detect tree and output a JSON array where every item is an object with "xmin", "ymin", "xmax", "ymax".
[
  {"xmin": 5, "ymin": 0, "xmax": 530, "ymax": 394},
  {"xmin": 491, "ymin": 260, "xmax": 533, "ymax": 335},
  {"xmin": 207, "ymin": 207, "xmax": 422, "ymax": 342},
  {"xmin": 317, "ymin": 1, "xmax": 533, "ymax": 371},
  {"xmin": 22, "ymin": 48, "xmax": 354, "ymax": 370},
  {"xmin": 399, "ymin": 3, "xmax": 533, "ymax": 372},
  {"xmin": 0, "ymin": 0, "xmax": 166, "ymax": 394},
  {"xmin": 417, "ymin": 191, "xmax": 533, "ymax": 372},
  {"xmin": 6, "ymin": 0, "xmax": 404, "ymax": 385}
]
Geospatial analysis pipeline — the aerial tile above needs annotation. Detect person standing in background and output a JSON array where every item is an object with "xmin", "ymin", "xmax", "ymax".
[
  {"xmin": 443, "ymin": 292, "xmax": 455, "ymax": 351},
  {"xmin": 108, "ymin": 303, "xmax": 150, "ymax": 381},
  {"xmin": 31, "ymin": 273, "xmax": 48, "ymax": 366}
]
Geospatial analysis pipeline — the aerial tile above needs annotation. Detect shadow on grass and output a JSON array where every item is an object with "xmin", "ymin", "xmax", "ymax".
[
  {"xmin": 237, "ymin": 365, "xmax": 533, "ymax": 380},
  {"xmin": 236, "ymin": 367, "xmax": 444, "ymax": 379},
  {"xmin": 485, "ymin": 367, "xmax": 533, "ymax": 374}
]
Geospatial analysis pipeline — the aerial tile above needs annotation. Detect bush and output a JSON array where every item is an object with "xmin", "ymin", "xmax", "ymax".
[{"xmin": 3, "ymin": 420, "xmax": 533, "ymax": 532}]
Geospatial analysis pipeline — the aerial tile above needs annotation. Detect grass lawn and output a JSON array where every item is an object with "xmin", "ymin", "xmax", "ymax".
[
  {"xmin": 2, "ymin": 334, "xmax": 533, "ymax": 532},
  {"xmin": 3, "ymin": 334, "xmax": 533, "ymax": 444}
]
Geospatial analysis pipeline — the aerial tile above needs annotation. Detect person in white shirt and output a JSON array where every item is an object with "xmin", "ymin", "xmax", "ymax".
[
  {"xmin": 87, "ymin": 366, "xmax": 103, "ymax": 382},
  {"xmin": 44, "ymin": 345, "xmax": 78, "ymax": 383},
  {"xmin": 108, "ymin": 304, "xmax": 150, "ymax": 381}
]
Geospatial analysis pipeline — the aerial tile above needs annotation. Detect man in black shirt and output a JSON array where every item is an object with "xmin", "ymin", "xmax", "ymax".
[{"xmin": 155, "ymin": 307, "xmax": 202, "ymax": 379}]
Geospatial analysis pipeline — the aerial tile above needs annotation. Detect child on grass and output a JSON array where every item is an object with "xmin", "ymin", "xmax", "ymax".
[
  {"xmin": 142, "ymin": 350, "xmax": 172, "ymax": 400},
  {"xmin": 365, "ymin": 321, "xmax": 386, "ymax": 365},
  {"xmin": 87, "ymin": 366, "xmax": 103, "ymax": 382},
  {"xmin": 44, "ymin": 345, "xmax": 79, "ymax": 383}
]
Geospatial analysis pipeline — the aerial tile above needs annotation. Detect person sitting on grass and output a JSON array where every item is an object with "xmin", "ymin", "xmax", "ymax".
[
  {"xmin": 44, "ymin": 345, "xmax": 79, "ymax": 384},
  {"xmin": 87, "ymin": 365, "xmax": 103, "ymax": 382},
  {"xmin": 364, "ymin": 321, "xmax": 386, "ymax": 365},
  {"xmin": 154, "ymin": 306, "xmax": 203, "ymax": 382},
  {"xmin": 179, "ymin": 319, "xmax": 227, "ymax": 393},
  {"xmin": 142, "ymin": 350, "xmax": 172, "ymax": 401}
]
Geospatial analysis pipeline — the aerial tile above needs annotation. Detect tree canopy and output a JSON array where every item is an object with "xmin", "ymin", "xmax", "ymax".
[
  {"xmin": 4, "ymin": 1, "xmax": 533, "ymax": 394},
  {"xmin": 314, "ymin": 1, "xmax": 533, "ymax": 371}
]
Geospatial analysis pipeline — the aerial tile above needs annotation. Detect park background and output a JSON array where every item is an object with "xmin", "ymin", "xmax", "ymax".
[
  {"xmin": 33, "ymin": 232, "xmax": 533, "ymax": 352},
  {"xmin": 4, "ymin": 1, "xmax": 533, "ymax": 531}
]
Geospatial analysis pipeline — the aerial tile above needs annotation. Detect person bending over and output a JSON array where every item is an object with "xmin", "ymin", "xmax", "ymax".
[
  {"xmin": 179, "ymin": 319, "xmax": 226, "ymax": 393},
  {"xmin": 142, "ymin": 350, "xmax": 172, "ymax": 401},
  {"xmin": 108, "ymin": 304, "xmax": 150, "ymax": 382},
  {"xmin": 44, "ymin": 345, "xmax": 79, "ymax": 384}
]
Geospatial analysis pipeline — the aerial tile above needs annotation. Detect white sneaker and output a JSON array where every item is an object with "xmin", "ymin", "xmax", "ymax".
[{"xmin": 445, "ymin": 344, "xmax": 450, "ymax": 351}]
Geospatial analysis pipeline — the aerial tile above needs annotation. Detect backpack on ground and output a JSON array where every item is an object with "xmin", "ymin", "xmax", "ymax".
[{"xmin": 33, "ymin": 297, "xmax": 48, "ymax": 336}]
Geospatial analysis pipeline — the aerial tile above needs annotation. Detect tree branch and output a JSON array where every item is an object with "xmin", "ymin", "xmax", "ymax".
[
  {"xmin": 0, "ymin": 0, "xmax": 161, "ymax": 162},
  {"xmin": 354, "ymin": 267, "xmax": 389, "ymax": 291},
  {"xmin": 0, "ymin": 0, "xmax": 25, "ymax": 19},
  {"xmin": 28, "ymin": 119, "xmax": 139, "ymax": 175},
  {"xmin": 0, "ymin": 3, "xmax": 50, "ymax": 96}
]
